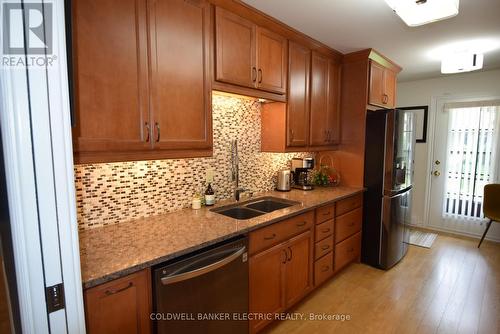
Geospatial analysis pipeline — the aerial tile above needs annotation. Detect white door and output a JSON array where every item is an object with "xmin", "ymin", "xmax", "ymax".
[{"xmin": 428, "ymin": 99, "xmax": 500, "ymax": 237}]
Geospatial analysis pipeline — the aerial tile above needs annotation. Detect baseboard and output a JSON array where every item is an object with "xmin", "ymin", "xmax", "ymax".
[{"xmin": 407, "ymin": 223, "xmax": 500, "ymax": 243}]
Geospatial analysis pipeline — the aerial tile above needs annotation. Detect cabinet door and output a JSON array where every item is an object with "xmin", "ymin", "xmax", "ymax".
[
  {"xmin": 309, "ymin": 52, "xmax": 329, "ymax": 146},
  {"xmin": 215, "ymin": 7, "xmax": 256, "ymax": 88},
  {"xmin": 368, "ymin": 60, "xmax": 385, "ymax": 107},
  {"xmin": 327, "ymin": 59, "xmax": 341, "ymax": 144},
  {"xmin": 249, "ymin": 243, "xmax": 286, "ymax": 333},
  {"xmin": 287, "ymin": 42, "xmax": 311, "ymax": 147},
  {"xmin": 72, "ymin": 0, "xmax": 150, "ymax": 154},
  {"xmin": 149, "ymin": 0, "xmax": 212, "ymax": 150},
  {"xmin": 384, "ymin": 69, "xmax": 397, "ymax": 108},
  {"xmin": 256, "ymin": 27, "xmax": 287, "ymax": 94},
  {"xmin": 284, "ymin": 230, "xmax": 313, "ymax": 307},
  {"xmin": 84, "ymin": 269, "xmax": 151, "ymax": 334}
]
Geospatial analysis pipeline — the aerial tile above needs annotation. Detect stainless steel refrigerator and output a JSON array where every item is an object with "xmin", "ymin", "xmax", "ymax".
[{"xmin": 362, "ymin": 109, "xmax": 416, "ymax": 269}]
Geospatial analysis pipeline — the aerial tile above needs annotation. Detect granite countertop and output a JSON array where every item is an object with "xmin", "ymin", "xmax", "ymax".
[{"xmin": 79, "ymin": 186, "xmax": 364, "ymax": 289}]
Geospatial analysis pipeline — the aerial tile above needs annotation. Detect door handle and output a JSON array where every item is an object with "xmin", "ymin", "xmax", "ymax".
[
  {"xmin": 258, "ymin": 69, "xmax": 262, "ymax": 83},
  {"xmin": 144, "ymin": 122, "xmax": 150, "ymax": 143},
  {"xmin": 433, "ymin": 171, "xmax": 441, "ymax": 176},
  {"xmin": 105, "ymin": 282, "xmax": 133, "ymax": 296},
  {"xmin": 286, "ymin": 247, "xmax": 292, "ymax": 261},
  {"xmin": 161, "ymin": 246, "xmax": 246, "ymax": 285},
  {"xmin": 155, "ymin": 122, "xmax": 160, "ymax": 142},
  {"xmin": 251, "ymin": 67, "xmax": 257, "ymax": 82},
  {"xmin": 435, "ymin": 160, "xmax": 441, "ymax": 165}
]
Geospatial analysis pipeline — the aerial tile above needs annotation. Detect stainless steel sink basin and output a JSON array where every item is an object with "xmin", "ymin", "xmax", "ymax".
[
  {"xmin": 211, "ymin": 197, "xmax": 299, "ymax": 220},
  {"xmin": 245, "ymin": 198, "xmax": 296, "ymax": 212},
  {"xmin": 212, "ymin": 207, "xmax": 265, "ymax": 220}
]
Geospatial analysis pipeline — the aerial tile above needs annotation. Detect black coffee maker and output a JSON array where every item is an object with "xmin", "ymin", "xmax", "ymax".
[{"xmin": 291, "ymin": 158, "xmax": 314, "ymax": 190}]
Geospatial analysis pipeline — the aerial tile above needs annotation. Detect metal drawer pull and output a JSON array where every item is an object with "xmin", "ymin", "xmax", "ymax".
[
  {"xmin": 287, "ymin": 247, "xmax": 292, "ymax": 261},
  {"xmin": 252, "ymin": 67, "xmax": 257, "ymax": 82},
  {"xmin": 322, "ymin": 211, "xmax": 331, "ymax": 216},
  {"xmin": 321, "ymin": 266, "xmax": 330, "ymax": 272},
  {"xmin": 105, "ymin": 282, "xmax": 133, "ymax": 296},
  {"xmin": 296, "ymin": 221, "xmax": 307, "ymax": 227},
  {"xmin": 321, "ymin": 228, "xmax": 331, "ymax": 233},
  {"xmin": 264, "ymin": 233, "xmax": 276, "ymax": 240},
  {"xmin": 348, "ymin": 247, "xmax": 354, "ymax": 253},
  {"xmin": 161, "ymin": 246, "xmax": 246, "ymax": 285},
  {"xmin": 321, "ymin": 244, "xmax": 330, "ymax": 250},
  {"xmin": 348, "ymin": 222, "xmax": 355, "ymax": 227}
]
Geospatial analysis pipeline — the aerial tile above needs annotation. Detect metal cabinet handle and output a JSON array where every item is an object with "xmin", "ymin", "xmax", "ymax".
[
  {"xmin": 321, "ymin": 265, "xmax": 330, "ymax": 272},
  {"xmin": 348, "ymin": 222, "xmax": 355, "ymax": 227},
  {"xmin": 264, "ymin": 233, "xmax": 276, "ymax": 240},
  {"xmin": 321, "ymin": 244, "xmax": 330, "ymax": 250},
  {"xmin": 252, "ymin": 67, "xmax": 257, "ymax": 82},
  {"xmin": 322, "ymin": 228, "xmax": 331, "ymax": 233},
  {"xmin": 281, "ymin": 249, "xmax": 287, "ymax": 264},
  {"xmin": 144, "ymin": 122, "xmax": 150, "ymax": 143},
  {"xmin": 155, "ymin": 122, "xmax": 160, "ymax": 142},
  {"xmin": 258, "ymin": 69, "xmax": 262, "ymax": 83},
  {"xmin": 161, "ymin": 246, "xmax": 246, "ymax": 285},
  {"xmin": 287, "ymin": 247, "xmax": 292, "ymax": 261},
  {"xmin": 296, "ymin": 221, "xmax": 306, "ymax": 227},
  {"xmin": 105, "ymin": 282, "xmax": 133, "ymax": 296},
  {"xmin": 323, "ymin": 211, "xmax": 331, "ymax": 216},
  {"xmin": 289, "ymin": 129, "xmax": 295, "ymax": 141},
  {"xmin": 348, "ymin": 247, "xmax": 354, "ymax": 253}
]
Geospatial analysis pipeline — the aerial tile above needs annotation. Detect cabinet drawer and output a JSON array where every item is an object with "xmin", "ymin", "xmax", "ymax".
[
  {"xmin": 336, "ymin": 193, "xmax": 362, "ymax": 217},
  {"xmin": 316, "ymin": 204, "xmax": 334, "ymax": 224},
  {"xmin": 314, "ymin": 252, "xmax": 333, "ymax": 286},
  {"xmin": 315, "ymin": 219, "xmax": 334, "ymax": 241},
  {"xmin": 335, "ymin": 208, "xmax": 362, "ymax": 243},
  {"xmin": 334, "ymin": 232, "xmax": 361, "ymax": 272},
  {"xmin": 249, "ymin": 211, "xmax": 314, "ymax": 255},
  {"xmin": 315, "ymin": 237, "xmax": 333, "ymax": 260}
]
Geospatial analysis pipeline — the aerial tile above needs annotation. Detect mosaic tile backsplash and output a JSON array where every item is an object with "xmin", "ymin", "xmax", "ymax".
[{"xmin": 75, "ymin": 94, "xmax": 313, "ymax": 230}]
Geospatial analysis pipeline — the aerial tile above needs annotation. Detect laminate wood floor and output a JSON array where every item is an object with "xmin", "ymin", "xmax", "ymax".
[{"xmin": 267, "ymin": 235, "xmax": 499, "ymax": 334}]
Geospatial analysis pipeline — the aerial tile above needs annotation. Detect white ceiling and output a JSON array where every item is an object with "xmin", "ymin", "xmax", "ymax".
[{"xmin": 242, "ymin": 0, "xmax": 500, "ymax": 82}]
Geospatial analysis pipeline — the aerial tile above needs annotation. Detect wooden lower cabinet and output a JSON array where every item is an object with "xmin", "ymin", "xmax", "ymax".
[
  {"xmin": 334, "ymin": 232, "xmax": 361, "ymax": 273},
  {"xmin": 84, "ymin": 269, "xmax": 151, "ymax": 334},
  {"xmin": 249, "ymin": 230, "xmax": 313, "ymax": 333}
]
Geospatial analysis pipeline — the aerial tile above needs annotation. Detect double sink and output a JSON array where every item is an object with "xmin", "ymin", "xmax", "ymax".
[{"xmin": 211, "ymin": 196, "xmax": 300, "ymax": 220}]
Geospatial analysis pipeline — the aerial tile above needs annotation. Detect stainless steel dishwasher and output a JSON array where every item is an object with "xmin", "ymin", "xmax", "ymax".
[{"xmin": 153, "ymin": 236, "xmax": 249, "ymax": 334}]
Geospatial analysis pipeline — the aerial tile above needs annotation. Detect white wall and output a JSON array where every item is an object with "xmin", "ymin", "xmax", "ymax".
[{"xmin": 397, "ymin": 69, "xmax": 500, "ymax": 241}]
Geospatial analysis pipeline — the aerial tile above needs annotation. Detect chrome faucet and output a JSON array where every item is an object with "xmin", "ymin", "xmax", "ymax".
[{"xmin": 231, "ymin": 140, "xmax": 250, "ymax": 201}]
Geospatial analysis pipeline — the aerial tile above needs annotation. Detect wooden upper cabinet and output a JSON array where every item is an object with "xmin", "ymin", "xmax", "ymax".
[
  {"xmin": 72, "ymin": 0, "xmax": 150, "ymax": 154},
  {"xmin": 287, "ymin": 41, "xmax": 310, "ymax": 147},
  {"xmin": 309, "ymin": 52, "xmax": 329, "ymax": 146},
  {"xmin": 84, "ymin": 269, "xmax": 151, "ymax": 334},
  {"xmin": 384, "ymin": 68, "xmax": 397, "ymax": 108},
  {"xmin": 149, "ymin": 0, "xmax": 212, "ymax": 150},
  {"xmin": 309, "ymin": 52, "xmax": 341, "ymax": 146},
  {"xmin": 256, "ymin": 28, "xmax": 287, "ymax": 94},
  {"xmin": 215, "ymin": 7, "xmax": 256, "ymax": 88},
  {"xmin": 368, "ymin": 60, "xmax": 397, "ymax": 109},
  {"xmin": 214, "ymin": 7, "xmax": 287, "ymax": 95}
]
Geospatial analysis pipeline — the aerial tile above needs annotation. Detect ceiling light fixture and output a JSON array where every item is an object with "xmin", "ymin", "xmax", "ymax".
[
  {"xmin": 441, "ymin": 51, "xmax": 484, "ymax": 74},
  {"xmin": 385, "ymin": 0, "xmax": 459, "ymax": 27}
]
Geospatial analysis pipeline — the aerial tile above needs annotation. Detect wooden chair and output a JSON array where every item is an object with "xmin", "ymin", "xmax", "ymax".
[{"xmin": 478, "ymin": 184, "xmax": 500, "ymax": 248}]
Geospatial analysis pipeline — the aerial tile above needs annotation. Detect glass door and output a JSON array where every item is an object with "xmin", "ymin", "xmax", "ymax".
[{"xmin": 428, "ymin": 101, "xmax": 500, "ymax": 235}]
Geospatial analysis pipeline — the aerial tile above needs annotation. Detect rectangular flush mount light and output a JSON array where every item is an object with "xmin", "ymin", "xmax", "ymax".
[
  {"xmin": 441, "ymin": 52, "xmax": 484, "ymax": 74},
  {"xmin": 385, "ymin": 0, "xmax": 459, "ymax": 27}
]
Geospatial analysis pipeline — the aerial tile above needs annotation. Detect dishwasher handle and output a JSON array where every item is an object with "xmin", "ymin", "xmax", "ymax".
[{"xmin": 160, "ymin": 246, "xmax": 246, "ymax": 285}]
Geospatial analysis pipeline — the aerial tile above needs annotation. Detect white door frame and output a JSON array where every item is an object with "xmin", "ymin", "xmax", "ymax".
[
  {"xmin": 422, "ymin": 94, "xmax": 500, "ymax": 241},
  {"xmin": 0, "ymin": 0, "xmax": 86, "ymax": 332}
]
